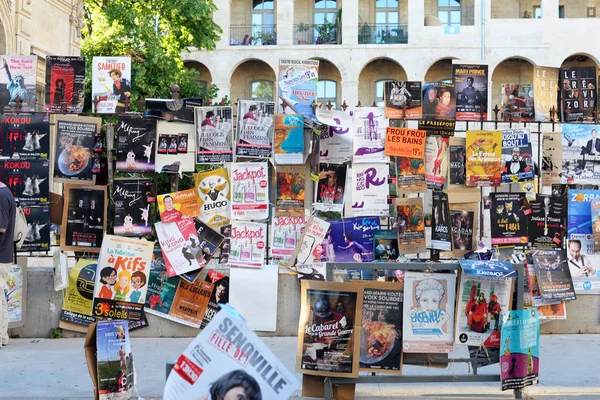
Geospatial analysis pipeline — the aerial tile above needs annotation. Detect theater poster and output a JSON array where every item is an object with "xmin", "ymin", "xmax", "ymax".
[
  {"xmin": 275, "ymin": 165, "xmax": 306, "ymax": 216},
  {"xmin": 60, "ymin": 259, "xmax": 97, "ymax": 331},
  {"xmin": 228, "ymin": 220, "xmax": 267, "ymax": 269},
  {"xmin": 396, "ymin": 156, "xmax": 426, "ymax": 194},
  {"xmin": 0, "ymin": 55, "xmax": 37, "ymax": 112},
  {"xmin": 200, "ymin": 269, "xmax": 230, "ymax": 329},
  {"xmin": 44, "ymin": 56, "xmax": 86, "ymax": 113},
  {"xmin": 500, "ymin": 309, "xmax": 540, "ymax": 391},
  {"xmin": 316, "ymin": 109, "xmax": 353, "ymax": 164},
  {"xmin": 91, "ymin": 56, "xmax": 132, "ymax": 114},
  {"xmin": 270, "ymin": 215, "xmax": 307, "ymax": 263},
  {"xmin": 20, "ymin": 206, "xmax": 50, "ymax": 252},
  {"xmin": 0, "ymin": 114, "xmax": 50, "ymax": 160},
  {"xmin": 501, "ymin": 129, "xmax": 534, "ymax": 183},
  {"xmin": 230, "ymin": 162, "xmax": 269, "ymax": 220},
  {"xmin": 501, "ymin": 83, "xmax": 535, "ymax": 122},
  {"xmin": 353, "ymin": 107, "xmax": 389, "ymax": 164},
  {"xmin": 384, "ymin": 81, "xmax": 422, "ymax": 119},
  {"xmin": 236, "ymin": 100, "xmax": 275, "ymax": 158},
  {"xmin": 567, "ymin": 189, "xmax": 600, "ymax": 258},
  {"xmin": 490, "ymin": 192, "xmax": 530, "ymax": 246},
  {"xmin": 315, "ymin": 163, "xmax": 347, "ymax": 213},
  {"xmin": 542, "ymin": 132, "xmax": 563, "ymax": 187},
  {"xmin": 441, "ymin": 202, "xmax": 479, "ymax": 259},
  {"xmin": 116, "ymin": 117, "xmax": 156, "ymax": 173},
  {"xmin": 533, "ymin": 66, "xmax": 559, "ymax": 122},
  {"xmin": 452, "ymin": 62, "xmax": 488, "ymax": 121},
  {"xmin": 395, "ymin": 197, "xmax": 426, "ymax": 254},
  {"xmin": 425, "ymin": 135, "xmax": 449, "ymax": 190},
  {"xmin": 274, "ymin": 114, "xmax": 305, "ymax": 164},
  {"xmin": 465, "ymin": 130, "xmax": 502, "ymax": 187},
  {"xmin": 278, "ymin": 59, "xmax": 319, "ymax": 119},
  {"xmin": 195, "ymin": 106, "xmax": 233, "ymax": 163},
  {"xmin": 0, "ymin": 159, "xmax": 49, "ymax": 206},
  {"xmin": 322, "ymin": 217, "xmax": 381, "ymax": 263},
  {"xmin": 156, "ymin": 188, "xmax": 201, "ymax": 223},
  {"xmin": 561, "ymin": 123, "xmax": 600, "ymax": 184},
  {"xmin": 351, "ymin": 163, "xmax": 389, "ymax": 217},
  {"xmin": 529, "ymin": 195, "xmax": 565, "ymax": 248},
  {"xmin": 61, "ymin": 184, "xmax": 106, "ymax": 252},
  {"xmin": 113, "ymin": 179, "xmax": 153, "ymax": 237},
  {"xmin": 422, "ymin": 82, "xmax": 456, "ymax": 121},
  {"xmin": 431, "ymin": 191, "xmax": 451, "ymax": 251},
  {"xmin": 561, "ymin": 66, "xmax": 596, "ymax": 123},
  {"xmin": 194, "ymin": 167, "xmax": 231, "ymax": 229}
]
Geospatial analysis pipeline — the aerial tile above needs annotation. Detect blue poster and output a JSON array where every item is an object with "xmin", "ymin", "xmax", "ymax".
[
  {"xmin": 274, "ymin": 114, "xmax": 304, "ymax": 164},
  {"xmin": 500, "ymin": 309, "xmax": 540, "ymax": 391},
  {"xmin": 321, "ymin": 217, "xmax": 381, "ymax": 262},
  {"xmin": 567, "ymin": 190, "xmax": 600, "ymax": 256},
  {"xmin": 278, "ymin": 59, "xmax": 319, "ymax": 120},
  {"xmin": 561, "ymin": 123, "xmax": 600, "ymax": 184}
]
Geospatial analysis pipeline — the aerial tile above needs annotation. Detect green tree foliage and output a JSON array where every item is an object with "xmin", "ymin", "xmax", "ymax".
[{"xmin": 82, "ymin": 0, "xmax": 222, "ymax": 111}]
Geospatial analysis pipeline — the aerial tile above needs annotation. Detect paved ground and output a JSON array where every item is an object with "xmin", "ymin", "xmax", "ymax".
[{"xmin": 0, "ymin": 335, "xmax": 598, "ymax": 399}]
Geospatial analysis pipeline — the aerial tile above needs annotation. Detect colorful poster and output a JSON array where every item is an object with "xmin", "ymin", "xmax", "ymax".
[
  {"xmin": 321, "ymin": 217, "xmax": 381, "ymax": 263},
  {"xmin": 501, "ymin": 129, "xmax": 534, "ymax": 183},
  {"xmin": 532, "ymin": 250, "xmax": 577, "ymax": 301},
  {"xmin": 529, "ymin": 195, "xmax": 565, "ymax": 248},
  {"xmin": 230, "ymin": 162, "xmax": 269, "ymax": 220},
  {"xmin": 490, "ymin": 192, "xmax": 530, "ymax": 246},
  {"xmin": 275, "ymin": 166, "xmax": 306, "ymax": 216},
  {"xmin": 44, "ymin": 56, "xmax": 86, "ymax": 113},
  {"xmin": 395, "ymin": 197, "xmax": 426, "ymax": 254},
  {"xmin": 561, "ymin": 123, "xmax": 600, "ymax": 184},
  {"xmin": 0, "ymin": 114, "xmax": 50, "ymax": 160},
  {"xmin": 6, "ymin": 264, "xmax": 25, "ymax": 328},
  {"xmin": 0, "ymin": 55, "xmax": 37, "ymax": 112},
  {"xmin": 537, "ymin": 302, "xmax": 567, "ymax": 320},
  {"xmin": 60, "ymin": 259, "xmax": 97, "ymax": 329},
  {"xmin": 542, "ymin": 132, "xmax": 562, "ymax": 187},
  {"xmin": 316, "ymin": 109, "xmax": 353, "ymax": 164},
  {"xmin": 315, "ymin": 163, "xmax": 346, "ymax": 213},
  {"xmin": 352, "ymin": 107, "xmax": 389, "ymax": 163},
  {"xmin": 297, "ymin": 280, "xmax": 361, "ymax": 377},
  {"xmin": 236, "ymin": 100, "xmax": 275, "ymax": 158},
  {"xmin": 169, "ymin": 279, "xmax": 213, "ymax": 326},
  {"xmin": 0, "ymin": 159, "xmax": 49, "ymax": 206},
  {"xmin": 373, "ymin": 230, "xmax": 399, "ymax": 262},
  {"xmin": 286, "ymin": 216, "xmax": 330, "ymax": 267},
  {"xmin": 422, "ymin": 82, "xmax": 456, "ymax": 121},
  {"xmin": 561, "ymin": 66, "xmax": 596, "ymax": 123},
  {"xmin": 425, "ymin": 135, "xmax": 449, "ymax": 190},
  {"xmin": 228, "ymin": 220, "xmax": 267, "ymax": 268},
  {"xmin": 452, "ymin": 63, "xmax": 488, "ymax": 121},
  {"xmin": 402, "ymin": 272, "xmax": 455, "ymax": 353},
  {"xmin": 194, "ymin": 167, "xmax": 231, "ymax": 229},
  {"xmin": 144, "ymin": 247, "xmax": 182, "ymax": 324},
  {"xmin": 567, "ymin": 252, "xmax": 600, "ymax": 294},
  {"xmin": 92, "ymin": 235, "xmax": 154, "ymax": 320},
  {"xmin": 418, "ymin": 119, "xmax": 455, "ymax": 137},
  {"xmin": 96, "ymin": 320, "xmax": 136, "ymax": 399},
  {"xmin": 500, "ymin": 309, "xmax": 540, "ymax": 391},
  {"xmin": 501, "ymin": 83, "xmax": 535, "ymax": 121},
  {"xmin": 21, "ymin": 205, "xmax": 50, "ymax": 252},
  {"xmin": 593, "ymin": 197, "xmax": 600, "ymax": 253},
  {"xmin": 91, "ymin": 56, "xmax": 132, "ymax": 113},
  {"xmin": 61, "ymin": 184, "xmax": 106, "ymax": 253},
  {"xmin": 396, "ymin": 156, "xmax": 426, "ymax": 193},
  {"xmin": 274, "ymin": 114, "xmax": 304, "ymax": 164},
  {"xmin": 278, "ymin": 59, "xmax": 319, "ymax": 119},
  {"xmin": 113, "ymin": 179, "xmax": 153, "ymax": 237},
  {"xmin": 53, "ymin": 116, "xmax": 100, "ymax": 183},
  {"xmin": 200, "ymin": 269, "xmax": 230, "ymax": 329},
  {"xmin": 195, "ymin": 106, "xmax": 233, "ymax": 163},
  {"xmin": 351, "ymin": 163, "xmax": 389, "ymax": 217},
  {"xmin": 444, "ymin": 203, "xmax": 478, "ymax": 258},
  {"xmin": 533, "ymin": 66, "xmax": 559, "ymax": 122},
  {"xmin": 384, "ymin": 81, "xmax": 422, "ymax": 119},
  {"xmin": 456, "ymin": 260, "xmax": 515, "ymax": 348},
  {"xmin": 270, "ymin": 215, "xmax": 307, "ymax": 263},
  {"xmin": 157, "ymin": 188, "xmax": 201, "ymax": 223},
  {"xmin": 115, "ymin": 117, "xmax": 156, "ymax": 173},
  {"xmin": 465, "ymin": 130, "xmax": 502, "ymax": 187},
  {"xmin": 384, "ymin": 128, "xmax": 426, "ymax": 159},
  {"xmin": 567, "ymin": 189, "xmax": 599, "ymax": 256},
  {"xmin": 431, "ymin": 191, "xmax": 451, "ymax": 251}
]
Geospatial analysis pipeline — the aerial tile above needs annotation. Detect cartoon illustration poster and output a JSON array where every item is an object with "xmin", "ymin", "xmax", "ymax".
[
  {"xmin": 0, "ymin": 55, "xmax": 37, "ymax": 112},
  {"xmin": 394, "ymin": 197, "xmax": 426, "ymax": 254},
  {"xmin": 561, "ymin": 66, "xmax": 596, "ymax": 123},
  {"xmin": 115, "ymin": 117, "xmax": 156, "ymax": 173},
  {"xmin": 91, "ymin": 56, "xmax": 132, "ymax": 114},
  {"xmin": 0, "ymin": 114, "xmax": 50, "ymax": 160},
  {"xmin": 316, "ymin": 109, "xmax": 353, "ymax": 164},
  {"xmin": 278, "ymin": 59, "xmax": 319, "ymax": 119},
  {"xmin": 61, "ymin": 184, "xmax": 106, "ymax": 253},
  {"xmin": 501, "ymin": 129, "xmax": 534, "ymax": 183},
  {"xmin": 44, "ymin": 56, "xmax": 86, "ymax": 113},
  {"xmin": 156, "ymin": 188, "xmax": 201, "ymax": 223},
  {"xmin": 533, "ymin": 66, "xmax": 559, "ymax": 122},
  {"xmin": 402, "ymin": 272, "xmax": 456, "ymax": 353},
  {"xmin": 53, "ymin": 116, "xmax": 101, "ymax": 184},
  {"xmin": 422, "ymin": 82, "xmax": 456, "ymax": 121},
  {"xmin": 314, "ymin": 163, "xmax": 346, "ymax": 213},
  {"xmin": 276, "ymin": 166, "xmax": 306, "ymax": 216},
  {"xmin": 236, "ymin": 100, "xmax": 275, "ymax": 158},
  {"xmin": 228, "ymin": 220, "xmax": 267, "ymax": 269},
  {"xmin": 542, "ymin": 132, "xmax": 563, "ymax": 187},
  {"xmin": 274, "ymin": 114, "xmax": 305, "ymax": 164},
  {"xmin": 113, "ymin": 179, "xmax": 153, "ymax": 237},
  {"xmin": 561, "ymin": 123, "xmax": 600, "ymax": 184},
  {"xmin": 501, "ymin": 83, "xmax": 535, "ymax": 122},
  {"xmin": 353, "ymin": 107, "xmax": 389, "ymax": 163},
  {"xmin": 384, "ymin": 81, "xmax": 422, "ymax": 119},
  {"xmin": 20, "ymin": 206, "xmax": 50, "ymax": 252},
  {"xmin": 321, "ymin": 217, "xmax": 381, "ymax": 263},
  {"xmin": 270, "ymin": 215, "xmax": 307, "ymax": 263},
  {"xmin": 465, "ymin": 130, "xmax": 502, "ymax": 187},
  {"xmin": 60, "ymin": 259, "xmax": 97, "ymax": 329},
  {"xmin": 425, "ymin": 135, "xmax": 449, "ymax": 190},
  {"xmin": 452, "ymin": 62, "xmax": 488, "ymax": 121},
  {"xmin": 195, "ymin": 106, "xmax": 233, "ymax": 163},
  {"xmin": 455, "ymin": 260, "xmax": 515, "ymax": 348},
  {"xmin": 351, "ymin": 163, "xmax": 389, "ymax": 217},
  {"xmin": 230, "ymin": 162, "xmax": 269, "ymax": 220},
  {"xmin": 500, "ymin": 309, "xmax": 540, "ymax": 391},
  {"xmin": 567, "ymin": 190, "xmax": 600, "ymax": 257},
  {"xmin": 490, "ymin": 192, "xmax": 530, "ymax": 246},
  {"xmin": 92, "ymin": 235, "xmax": 154, "ymax": 320},
  {"xmin": 194, "ymin": 167, "xmax": 231, "ymax": 229},
  {"xmin": 95, "ymin": 320, "xmax": 136, "ymax": 399}
]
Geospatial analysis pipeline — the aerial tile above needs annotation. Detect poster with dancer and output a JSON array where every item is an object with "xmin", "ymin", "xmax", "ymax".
[
  {"xmin": 274, "ymin": 114, "xmax": 305, "ymax": 164},
  {"xmin": 0, "ymin": 55, "xmax": 37, "ymax": 112},
  {"xmin": 275, "ymin": 166, "xmax": 306, "ymax": 216},
  {"xmin": 236, "ymin": 100, "xmax": 275, "ymax": 158},
  {"xmin": 528, "ymin": 194, "xmax": 565, "ymax": 248},
  {"xmin": 92, "ymin": 235, "xmax": 154, "ymax": 320},
  {"xmin": 91, "ymin": 56, "xmax": 132, "ymax": 113},
  {"xmin": 500, "ymin": 309, "xmax": 540, "ymax": 391},
  {"xmin": 533, "ymin": 66, "xmax": 559, "ymax": 122},
  {"xmin": 425, "ymin": 135, "xmax": 449, "ymax": 190},
  {"xmin": 465, "ymin": 130, "xmax": 502, "ymax": 187},
  {"xmin": 455, "ymin": 260, "xmax": 515, "ymax": 347},
  {"xmin": 561, "ymin": 123, "xmax": 600, "ymax": 184},
  {"xmin": 353, "ymin": 107, "xmax": 389, "ymax": 163},
  {"xmin": 351, "ymin": 163, "xmax": 389, "ymax": 217},
  {"xmin": 315, "ymin": 163, "xmax": 346, "ymax": 213},
  {"xmin": 561, "ymin": 66, "xmax": 596, "ymax": 123},
  {"xmin": 422, "ymin": 82, "xmax": 456, "ymax": 121},
  {"xmin": 394, "ymin": 197, "xmax": 426, "ymax": 254},
  {"xmin": 44, "ymin": 56, "xmax": 86, "ymax": 113},
  {"xmin": 113, "ymin": 179, "xmax": 153, "ymax": 237},
  {"xmin": 452, "ymin": 62, "xmax": 488, "ymax": 121},
  {"xmin": 194, "ymin": 167, "xmax": 231, "ymax": 229},
  {"xmin": 501, "ymin": 129, "xmax": 534, "ymax": 183},
  {"xmin": 384, "ymin": 81, "xmax": 422, "ymax": 119},
  {"xmin": 542, "ymin": 132, "xmax": 562, "ymax": 187},
  {"xmin": 61, "ymin": 184, "xmax": 107, "ymax": 253},
  {"xmin": 321, "ymin": 217, "xmax": 381, "ymax": 263},
  {"xmin": 116, "ymin": 117, "xmax": 156, "ymax": 173},
  {"xmin": 431, "ymin": 191, "xmax": 451, "ymax": 251},
  {"xmin": 402, "ymin": 272, "xmax": 455, "ymax": 353},
  {"xmin": 316, "ymin": 109, "xmax": 353, "ymax": 164},
  {"xmin": 396, "ymin": 155, "xmax": 426, "ymax": 194},
  {"xmin": 532, "ymin": 250, "xmax": 577, "ymax": 301},
  {"xmin": 230, "ymin": 162, "xmax": 269, "ymax": 220},
  {"xmin": 53, "ymin": 116, "xmax": 101, "ymax": 184},
  {"xmin": 0, "ymin": 114, "xmax": 50, "ymax": 160},
  {"xmin": 0, "ymin": 159, "xmax": 49, "ymax": 206},
  {"xmin": 157, "ymin": 188, "xmax": 201, "ymax": 223},
  {"xmin": 490, "ymin": 192, "xmax": 530, "ymax": 246},
  {"xmin": 501, "ymin": 83, "xmax": 535, "ymax": 122},
  {"xmin": 20, "ymin": 206, "xmax": 50, "ymax": 252},
  {"xmin": 270, "ymin": 215, "xmax": 307, "ymax": 264},
  {"xmin": 228, "ymin": 220, "xmax": 267, "ymax": 268},
  {"xmin": 278, "ymin": 59, "xmax": 319, "ymax": 119},
  {"xmin": 195, "ymin": 106, "xmax": 233, "ymax": 163}
]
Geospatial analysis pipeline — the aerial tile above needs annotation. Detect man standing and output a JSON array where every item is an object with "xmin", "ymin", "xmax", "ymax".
[
  {"xmin": 504, "ymin": 147, "xmax": 529, "ymax": 175},
  {"xmin": 583, "ymin": 129, "xmax": 600, "ymax": 156},
  {"xmin": 109, "ymin": 68, "xmax": 131, "ymax": 113},
  {"xmin": 568, "ymin": 239, "xmax": 596, "ymax": 278},
  {"xmin": 458, "ymin": 77, "xmax": 482, "ymax": 106},
  {"xmin": 0, "ymin": 180, "xmax": 16, "ymax": 347}
]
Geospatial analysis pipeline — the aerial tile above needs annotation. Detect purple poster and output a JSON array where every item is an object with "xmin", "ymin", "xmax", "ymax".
[{"xmin": 321, "ymin": 217, "xmax": 381, "ymax": 263}]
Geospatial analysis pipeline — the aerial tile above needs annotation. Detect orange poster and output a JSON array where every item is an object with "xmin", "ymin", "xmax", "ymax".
[
  {"xmin": 157, "ymin": 188, "xmax": 201, "ymax": 222},
  {"xmin": 169, "ymin": 279, "xmax": 213, "ymax": 325},
  {"xmin": 385, "ymin": 127, "xmax": 426, "ymax": 159}
]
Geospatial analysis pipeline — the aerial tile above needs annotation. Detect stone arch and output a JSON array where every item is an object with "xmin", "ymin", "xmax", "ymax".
[
  {"xmin": 0, "ymin": 1, "xmax": 14, "ymax": 54},
  {"xmin": 358, "ymin": 57, "xmax": 407, "ymax": 106},
  {"xmin": 310, "ymin": 57, "xmax": 342, "ymax": 107},
  {"xmin": 424, "ymin": 57, "xmax": 458, "ymax": 83},
  {"xmin": 183, "ymin": 61, "xmax": 213, "ymax": 88},
  {"xmin": 490, "ymin": 56, "xmax": 536, "ymax": 118},
  {"xmin": 230, "ymin": 58, "xmax": 277, "ymax": 103}
]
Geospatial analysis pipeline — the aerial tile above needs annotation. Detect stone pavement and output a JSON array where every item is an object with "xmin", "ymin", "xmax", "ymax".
[{"xmin": 0, "ymin": 335, "xmax": 599, "ymax": 399}]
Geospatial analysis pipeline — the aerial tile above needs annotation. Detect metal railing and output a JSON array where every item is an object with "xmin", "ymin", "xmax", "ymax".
[
  {"xmin": 293, "ymin": 24, "xmax": 340, "ymax": 45},
  {"xmin": 229, "ymin": 24, "xmax": 277, "ymax": 46},
  {"xmin": 358, "ymin": 23, "xmax": 408, "ymax": 44}
]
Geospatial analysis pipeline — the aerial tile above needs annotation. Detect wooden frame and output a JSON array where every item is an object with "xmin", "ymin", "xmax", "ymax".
[{"xmin": 60, "ymin": 184, "xmax": 107, "ymax": 253}]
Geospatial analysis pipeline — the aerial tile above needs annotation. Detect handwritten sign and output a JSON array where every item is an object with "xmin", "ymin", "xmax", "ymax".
[{"xmin": 385, "ymin": 127, "xmax": 426, "ymax": 159}]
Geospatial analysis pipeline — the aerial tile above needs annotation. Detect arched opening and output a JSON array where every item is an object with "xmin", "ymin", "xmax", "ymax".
[
  {"xmin": 230, "ymin": 59, "xmax": 276, "ymax": 103},
  {"xmin": 491, "ymin": 57, "xmax": 535, "ymax": 121},
  {"xmin": 424, "ymin": 58, "xmax": 454, "ymax": 83},
  {"xmin": 184, "ymin": 61, "xmax": 213, "ymax": 92},
  {"xmin": 313, "ymin": 58, "xmax": 342, "ymax": 108},
  {"xmin": 560, "ymin": 53, "xmax": 599, "ymax": 122},
  {"xmin": 358, "ymin": 58, "xmax": 407, "ymax": 106}
]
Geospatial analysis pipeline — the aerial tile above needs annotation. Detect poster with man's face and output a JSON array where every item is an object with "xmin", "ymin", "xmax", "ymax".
[{"xmin": 61, "ymin": 185, "xmax": 107, "ymax": 253}]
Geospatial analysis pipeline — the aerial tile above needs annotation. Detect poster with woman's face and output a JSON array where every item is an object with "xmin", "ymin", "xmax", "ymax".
[
  {"xmin": 61, "ymin": 184, "xmax": 107, "ymax": 253},
  {"xmin": 422, "ymin": 82, "xmax": 456, "ymax": 121}
]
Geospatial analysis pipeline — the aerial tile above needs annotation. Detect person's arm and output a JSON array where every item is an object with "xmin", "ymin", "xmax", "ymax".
[{"xmin": 0, "ymin": 198, "xmax": 9, "ymax": 233}]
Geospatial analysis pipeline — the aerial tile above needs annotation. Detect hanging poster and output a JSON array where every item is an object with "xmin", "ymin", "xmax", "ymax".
[
  {"xmin": 561, "ymin": 66, "xmax": 596, "ymax": 123},
  {"xmin": 156, "ymin": 188, "xmax": 201, "ymax": 223},
  {"xmin": 155, "ymin": 121, "xmax": 196, "ymax": 174},
  {"xmin": 195, "ymin": 106, "xmax": 233, "ymax": 163},
  {"xmin": 286, "ymin": 216, "xmax": 330, "ymax": 267},
  {"xmin": 200, "ymin": 269, "xmax": 230, "ymax": 329},
  {"xmin": 567, "ymin": 189, "xmax": 599, "ymax": 256},
  {"xmin": 145, "ymin": 247, "xmax": 183, "ymax": 325},
  {"xmin": 351, "ymin": 163, "xmax": 389, "ymax": 217},
  {"xmin": 455, "ymin": 260, "xmax": 515, "ymax": 348},
  {"xmin": 384, "ymin": 81, "xmax": 422, "ymax": 119},
  {"xmin": 315, "ymin": 163, "xmax": 346, "ymax": 213},
  {"xmin": 228, "ymin": 220, "xmax": 267, "ymax": 268},
  {"xmin": 395, "ymin": 197, "xmax": 426, "ymax": 254},
  {"xmin": 276, "ymin": 165, "xmax": 306, "ymax": 216},
  {"xmin": 0, "ymin": 55, "xmax": 37, "ymax": 112},
  {"xmin": 52, "ymin": 116, "xmax": 100, "ymax": 184},
  {"xmin": 501, "ymin": 129, "xmax": 534, "ymax": 183},
  {"xmin": 418, "ymin": 119, "xmax": 455, "ymax": 137},
  {"xmin": 442, "ymin": 202, "xmax": 479, "ymax": 258},
  {"xmin": 115, "ymin": 117, "xmax": 156, "ymax": 173},
  {"xmin": 537, "ymin": 302, "xmax": 567, "ymax": 320},
  {"xmin": 403, "ymin": 272, "xmax": 455, "ymax": 353},
  {"xmin": 561, "ymin": 123, "xmax": 600, "ymax": 184},
  {"xmin": 169, "ymin": 278, "xmax": 213, "ymax": 326},
  {"xmin": 396, "ymin": 156, "xmax": 426, "ymax": 194},
  {"xmin": 0, "ymin": 159, "xmax": 49, "ymax": 206},
  {"xmin": 236, "ymin": 100, "xmax": 275, "ymax": 158},
  {"xmin": 321, "ymin": 217, "xmax": 381, "ymax": 263},
  {"xmin": 230, "ymin": 161, "xmax": 269, "ymax": 220},
  {"xmin": 448, "ymin": 136, "xmax": 467, "ymax": 186},
  {"xmin": 541, "ymin": 132, "xmax": 562, "ymax": 187},
  {"xmin": 113, "ymin": 179, "xmax": 153, "ymax": 237},
  {"xmin": 465, "ymin": 130, "xmax": 502, "ymax": 187},
  {"xmin": 278, "ymin": 59, "xmax": 319, "ymax": 119},
  {"xmin": 297, "ymin": 280, "xmax": 362, "ymax": 377},
  {"xmin": 21, "ymin": 206, "xmax": 50, "ymax": 252},
  {"xmin": 7, "ymin": 264, "xmax": 26, "ymax": 328},
  {"xmin": 91, "ymin": 56, "xmax": 131, "ymax": 113},
  {"xmin": 92, "ymin": 234, "xmax": 154, "ymax": 320},
  {"xmin": 567, "ymin": 252, "xmax": 600, "ymax": 294},
  {"xmin": 274, "ymin": 114, "xmax": 305, "ymax": 164},
  {"xmin": 422, "ymin": 82, "xmax": 456, "ymax": 121},
  {"xmin": 431, "ymin": 191, "xmax": 451, "ymax": 251},
  {"xmin": 44, "ymin": 56, "xmax": 86, "ymax": 113},
  {"xmin": 425, "ymin": 135, "xmax": 449, "ymax": 190},
  {"xmin": 384, "ymin": 128, "xmax": 426, "ymax": 159},
  {"xmin": 353, "ymin": 107, "xmax": 389, "ymax": 163},
  {"xmin": 529, "ymin": 194, "xmax": 565, "ymax": 248},
  {"xmin": 61, "ymin": 184, "xmax": 107, "ymax": 253},
  {"xmin": 60, "ymin": 259, "xmax": 97, "ymax": 330},
  {"xmin": 95, "ymin": 320, "xmax": 136, "ymax": 399},
  {"xmin": 194, "ymin": 167, "xmax": 231, "ymax": 229},
  {"xmin": 358, "ymin": 282, "xmax": 404, "ymax": 374},
  {"xmin": 490, "ymin": 192, "xmax": 530, "ymax": 246},
  {"xmin": 0, "ymin": 114, "xmax": 50, "ymax": 160},
  {"xmin": 593, "ymin": 197, "xmax": 600, "ymax": 253},
  {"xmin": 501, "ymin": 83, "xmax": 535, "ymax": 121},
  {"xmin": 533, "ymin": 66, "xmax": 559, "ymax": 122},
  {"xmin": 500, "ymin": 309, "xmax": 540, "ymax": 391},
  {"xmin": 452, "ymin": 62, "xmax": 488, "ymax": 121},
  {"xmin": 532, "ymin": 250, "xmax": 577, "ymax": 301},
  {"xmin": 316, "ymin": 109, "xmax": 353, "ymax": 164},
  {"xmin": 373, "ymin": 230, "xmax": 399, "ymax": 262},
  {"xmin": 295, "ymin": 263, "xmax": 327, "ymax": 280}
]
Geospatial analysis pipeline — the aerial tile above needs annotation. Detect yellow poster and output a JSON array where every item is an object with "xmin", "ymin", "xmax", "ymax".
[
  {"xmin": 157, "ymin": 188, "xmax": 201, "ymax": 222},
  {"xmin": 194, "ymin": 167, "xmax": 231, "ymax": 229},
  {"xmin": 60, "ymin": 259, "xmax": 97, "ymax": 329},
  {"xmin": 465, "ymin": 130, "xmax": 502, "ymax": 187}
]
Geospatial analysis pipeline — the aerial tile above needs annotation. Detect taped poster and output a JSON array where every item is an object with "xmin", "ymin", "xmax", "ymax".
[
  {"xmin": 228, "ymin": 220, "xmax": 267, "ymax": 268},
  {"xmin": 394, "ymin": 197, "xmax": 426, "ymax": 254},
  {"xmin": 452, "ymin": 62, "xmax": 488, "ymax": 121},
  {"xmin": 384, "ymin": 80, "xmax": 422, "ymax": 119},
  {"xmin": 351, "ymin": 163, "xmax": 389, "ymax": 217},
  {"xmin": 425, "ymin": 135, "xmax": 449, "ymax": 190},
  {"xmin": 314, "ymin": 163, "xmax": 346, "ymax": 213},
  {"xmin": 278, "ymin": 59, "xmax": 319, "ymax": 119},
  {"xmin": 384, "ymin": 128, "xmax": 426, "ymax": 159},
  {"xmin": 353, "ymin": 107, "xmax": 389, "ymax": 163},
  {"xmin": 230, "ymin": 162, "xmax": 269, "ymax": 220},
  {"xmin": 91, "ymin": 56, "xmax": 131, "ymax": 113},
  {"xmin": 274, "ymin": 114, "xmax": 305, "ymax": 164},
  {"xmin": 60, "ymin": 259, "xmax": 97, "ymax": 330},
  {"xmin": 316, "ymin": 109, "xmax": 353, "ymax": 164},
  {"xmin": 275, "ymin": 165, "xmax": 306, "ymax": 216},
  {"xmin": 157, "ymin": 188, "xmax": 201, "ymax": 223},
  {"xmin": 236, "ymin": 100, "xmax": 275, "ymax": 158},
  {"xmin": 0, "ymin": 55, "xmax": 37, "ymax": 112},
  {"xmin": 465, "ymin": 130, "xmax": 502, "ymax": 187},
  {"xmin": 195, "ymin": 106, "xmax": 233, "ymax": 163},
  {"xmin": 115, "ymin": 117, "xmax": 156, "ymax": 173},
  {"xmin": 44, "ymin": 56, "xmax": 86, "ymax": 113},
  {"xmin": 113, "ymin": 179, "xmax": 153, "ymax": 237},
  {"xmin": 270, "ymin": 215, "xmax": 307, "ymax": 263},
  {"xmin": 501, "ymin": 129, "xmax": 534, "ymax": 183}
]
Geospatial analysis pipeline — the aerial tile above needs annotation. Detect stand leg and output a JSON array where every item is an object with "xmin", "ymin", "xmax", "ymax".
[
  {"xmin": 514, "ymin": 388, "xmax": 523, "ymax": 398},
  {"xmin": 324, "ymin": 377, "xmax": 334, "ymax": 400}
]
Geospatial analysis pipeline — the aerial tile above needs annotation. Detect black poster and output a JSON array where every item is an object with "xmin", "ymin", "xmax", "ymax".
[
  {"xmin": 315, "ymin": 163, "xmax": 347, "ymax": 212},
  {"xmin": 532, "ymin": 250, "xmax": 576, "ymax": 301},
  {"xmin": 0, "ymin": 159, "xmax": 49, "ymax": 206},
  {"xmin": 450, "ymin": 209, "xmax": 474, "ymax": 251},
  {"xmin": 418, "ymin": 119, "xmax": 455, "ymax": 137},
  {"xmin": 448, "ymin": 142, "xmax": 467, "ymax": 185},
  {"xmin": 21, "ymin": 205, "xmax": 50, "ymax": 252},
  {"xmin": 44, "ymin": 56, "xmax": 86, "ymax": 113},
  {"xmin": 113, "ymin": 179, "xmax": 152, "ymax": 237},
  {"xmin": 431, "ymin": 191, "xmax": 451, "ymax": 251},
  {"xmin": 0, "ymin": 114, "xmax": 50, "ymax": 160},
  {"xmin": 529, "ymin": 195, "xmax": 566, "ymax": 248},
  {"xmin": 490, "ymin": 192, "xmax": 530, "ymax": 246},
  {"xmin": 116, "ymin": 117, "xmax": 156, "ymax": 173},
  {"xmin": 200, "ymin": 270, "xmax": 230, "ymax": 329},
  {"xmin": 561, "ymin": 66, "xmax": 596, "ymax": 123},
  {"xmin": 54, "ymin": 119, "xmax": 97, "ymax": 182},
  {"xmin": 64, "ymin": 186, "xmax": 105, "ymax": 250}
]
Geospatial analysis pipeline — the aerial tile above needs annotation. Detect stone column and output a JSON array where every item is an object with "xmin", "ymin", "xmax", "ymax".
[
  {"xmin": 341, "ymin": 80, "xmax": 358, "ymax": 109},
  {"xmin": 277, "ymin": 0, "xmax": 294, "ymax": 46},
  {"xmin": 407, "ymin": 0, "xmax": 424, "ymax": 45},
  {"xmin": 214, "ymin": 0, "xmax": 232, "ymax": 48},
  {"xmin": 15, "ymin": 0, "xmax": 33, "ymax": 55},
  {"xmin": 213, "ymin": 81, "xmax": 232, "ymax": 102},
  {"xmin": 341, "ymin": 0, "xmax": 358, "ymax": 46}
]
